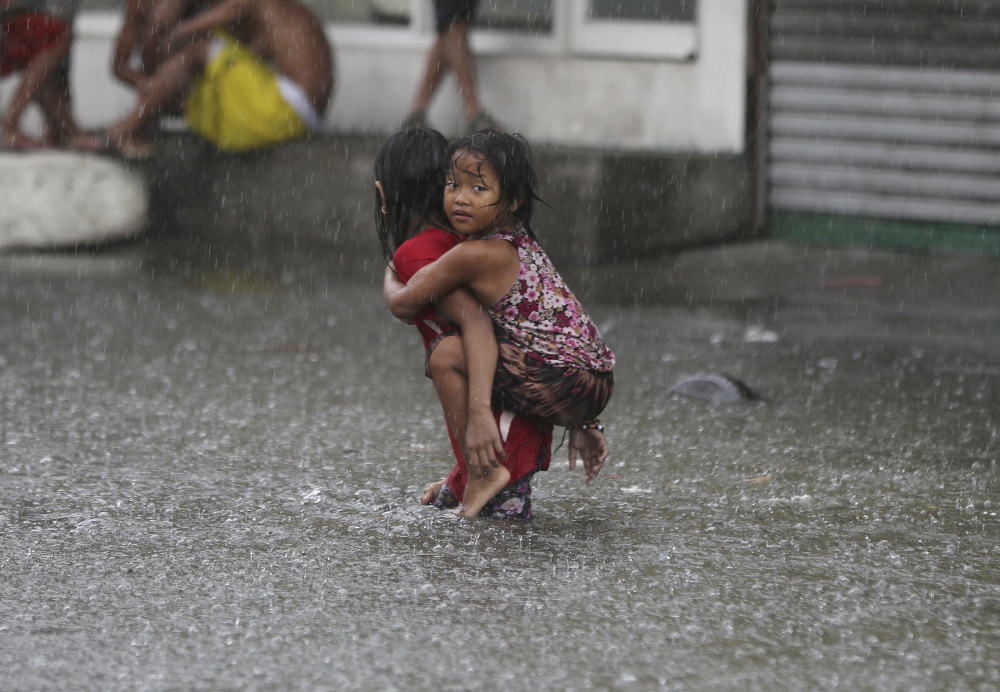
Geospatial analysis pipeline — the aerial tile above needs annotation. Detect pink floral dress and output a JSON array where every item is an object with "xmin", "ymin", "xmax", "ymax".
[
  {"xmin": 479, "ymin": 227, "xmax": 615, "ymax": 428},
  {"xmin": 483, "ymin": 227, "xmax": 615, "ymax": 372}
]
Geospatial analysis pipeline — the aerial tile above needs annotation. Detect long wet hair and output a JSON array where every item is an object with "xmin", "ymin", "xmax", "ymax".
[
  {"xmin": 374, "ymin": 128, "xmax": 450, "ymax": 264},
  {"xmin": 447, "ymin": 129, "xmax": 543, "ymax": 238}
]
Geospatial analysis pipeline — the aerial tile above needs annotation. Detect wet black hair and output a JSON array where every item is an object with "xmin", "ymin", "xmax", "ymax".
[
  {"xmin": 447, "ymin": 130, "xmax": 543, "ymax": 237},
  {"xmin": 374, "ymin": 128, "xmax": 450, "ymax": 265}
]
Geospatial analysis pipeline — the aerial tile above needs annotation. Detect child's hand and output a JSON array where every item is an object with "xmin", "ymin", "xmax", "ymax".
[
  {"xmin": 383, "ymin": 266, "xmax": 413, "ymax": 321},
  {"xmin": 568, "ymin": 428, "xmax": 609, "ymax": 484},
  {"xmin": 464, "ymin": 409, "xmax": 505, "ymax": 478}
]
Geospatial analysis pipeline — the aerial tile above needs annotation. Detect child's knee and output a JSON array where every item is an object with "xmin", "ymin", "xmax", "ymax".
[{"xmin": 428, "ymin": 336, "xmax": 465, "ymax": 376}]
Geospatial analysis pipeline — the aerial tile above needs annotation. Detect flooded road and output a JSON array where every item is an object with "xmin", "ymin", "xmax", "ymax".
[{"xmin": 1, "ymin": 239, "xmax": 998, "ymax": 691}]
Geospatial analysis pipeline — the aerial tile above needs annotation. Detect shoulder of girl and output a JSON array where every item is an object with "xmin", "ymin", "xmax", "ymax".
[
  {"xmin": 474, "ymin": 237, "xmax": 518, "ymax": 257},
  {"xmin": 446, "ymin": 238, "xmax": 507, "ymax": 267}
]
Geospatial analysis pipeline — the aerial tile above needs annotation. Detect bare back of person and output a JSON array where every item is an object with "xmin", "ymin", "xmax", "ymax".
[
  {"xmin": 223, "ymin": 0, "xmax": 333, "ymax": 113},
  {"xmin": 92, "ymin": 0, "xmax": 334, "ymax": 156}
]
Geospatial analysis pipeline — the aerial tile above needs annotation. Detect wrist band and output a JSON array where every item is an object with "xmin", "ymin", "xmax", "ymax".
[{"xmin": 579, "ymin": 420, "xmax": 603, "ymax": 432}]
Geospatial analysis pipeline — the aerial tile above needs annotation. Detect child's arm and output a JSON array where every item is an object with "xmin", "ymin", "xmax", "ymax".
[
  {"xmin": 435, "ymin": 290, "xmax": 506, "ymax": 476},
  {"xmin": 165, "ymin": 0, "xmax": 244, "ymax": 48},
  {"xmin": 112, "ymin": 0, "xmax": 147, "ymax": 87},
  {"xmin": 383, "ymin": 246, "xmax": 481, "ymax": 320},
  {"xmin": 384, "ymin": 240, "xmax": 514, "ymax": 320}
]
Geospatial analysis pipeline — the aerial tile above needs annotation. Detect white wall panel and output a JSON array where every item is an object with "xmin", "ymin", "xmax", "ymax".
[{"xmin": 49, "ymin": 0, "xmax": 746, "ymax": 153}]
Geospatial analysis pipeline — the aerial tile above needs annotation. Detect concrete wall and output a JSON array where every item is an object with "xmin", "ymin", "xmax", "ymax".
[
  {"xmin": 0, "ymin": 1, "xmax": 753, "ymax": 259},
  {"xmin": 142, "ymin": 134, "xmax": 752, "ymax": 267},
  {"xmin": 38, "ymin": 0, "xmax": 747, "ymax": 153}
]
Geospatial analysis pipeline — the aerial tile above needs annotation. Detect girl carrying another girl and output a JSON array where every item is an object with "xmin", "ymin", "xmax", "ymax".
[
  {"xmin": 376, "ymin": 128, "xmax": 553, "ymax": 519},
  {"xmin": 384, "ymin": 129, "xmax": 615, "ymax": 515}
]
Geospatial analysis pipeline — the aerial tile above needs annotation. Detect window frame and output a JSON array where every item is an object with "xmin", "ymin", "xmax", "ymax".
[
  {"xmin": 569, "ymin": 0, "xmax": 698, "ymax": 60},
  {"xmin": 325, "ymin": 0, "xmax": 698, "ymax": 60},
  {"xmin": 75, "ymin": 0, "xmax": 698, "ymax": 61}
]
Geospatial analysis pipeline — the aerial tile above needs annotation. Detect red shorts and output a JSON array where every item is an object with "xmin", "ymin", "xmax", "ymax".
[
  {"xmin": 442, "ymin": 410, "xmax": 552, "ymax": 504},
  {"xmin": 1, "ymin": 14, "xmax": 70, "ymax": 77}
]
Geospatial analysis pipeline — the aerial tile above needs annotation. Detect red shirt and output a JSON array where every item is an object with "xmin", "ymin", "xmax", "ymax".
[
  {"xmin": 1, "ymin": 15, "xmax": 71, "ymax": 77},
  {"xmin": 392, "ymin": 227, "xmax": 464, "ymax": 348}
]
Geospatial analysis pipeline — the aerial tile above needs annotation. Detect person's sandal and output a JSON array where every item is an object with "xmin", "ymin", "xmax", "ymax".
[
  {"xmin": 466, "ymin": 111, "xmax": 501, "ymax": 133},
  {"xmin": 400, "ymin": 110, "xmax": 428, "ymax": 130}
]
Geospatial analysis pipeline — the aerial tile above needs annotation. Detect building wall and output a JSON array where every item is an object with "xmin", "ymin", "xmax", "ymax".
[
  {"xmin": 52, "ymin": 0, "xmax": 747, "ymax": 153},
  {"xmin": 0, "ymin": 2, "xmax": 754, "ymax": 260}
]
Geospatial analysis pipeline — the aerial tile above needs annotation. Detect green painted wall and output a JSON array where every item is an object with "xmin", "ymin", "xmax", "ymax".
[{"xmin": 770, "ymin": 213, "xmax": 1000, "ymax": 257}]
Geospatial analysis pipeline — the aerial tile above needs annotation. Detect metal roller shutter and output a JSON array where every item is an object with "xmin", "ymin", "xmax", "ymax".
[{"xmin": 767, "ymin": 1, "xmax": 1000, "ymax": 228}]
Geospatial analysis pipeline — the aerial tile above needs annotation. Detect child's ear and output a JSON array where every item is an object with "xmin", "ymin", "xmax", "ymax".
[{"xmin": 375, "ymin": 181, "xmax": 388, "ymax": 214}]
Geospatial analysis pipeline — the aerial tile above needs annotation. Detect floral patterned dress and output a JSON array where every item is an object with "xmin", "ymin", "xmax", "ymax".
[
  {"xmin": 479, "ymin": 227, "xmax": 615, "ymax": 428},
  {"xmin": 484, "ymin": 227, "xmax": 615, "ymax": 373}
]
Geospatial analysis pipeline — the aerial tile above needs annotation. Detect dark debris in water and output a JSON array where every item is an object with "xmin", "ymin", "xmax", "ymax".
[{"xmin": 667, "ymin": 373, "xmax": 764, "ymax": 404}]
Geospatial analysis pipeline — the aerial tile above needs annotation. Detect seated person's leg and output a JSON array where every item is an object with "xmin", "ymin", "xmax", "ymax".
[
  {"xmin": 1, "ymin": 27, "xmax": 72, "ymax": 149},
  {"xmin": 99, "ymin": 39, "xmax": 212, "ymax": 153},
  {"xmin": 36, "ymin": 62, "xmax": 85, "ymax": 147}
]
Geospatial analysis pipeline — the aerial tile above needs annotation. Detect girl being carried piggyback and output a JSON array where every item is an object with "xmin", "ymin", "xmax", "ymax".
[
  {"xmin": 376, "ymin": 128, "xmax": 553, "ymax": 520},
  {"xmin": 384, "ymin": 130, "xmax": 616, "ymax": 513}
]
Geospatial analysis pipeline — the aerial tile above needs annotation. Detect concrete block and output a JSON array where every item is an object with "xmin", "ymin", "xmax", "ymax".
[
  {"xmin": 0, "ymin": 152, "xmax": 147, "ymax": 250},
  {"xmin": 142, "ymin": 134, "xmax": 754, "ymax": 269},
  {"xmin": 596, "ymin": 153, "xmax": 753, "ymax": 261}
]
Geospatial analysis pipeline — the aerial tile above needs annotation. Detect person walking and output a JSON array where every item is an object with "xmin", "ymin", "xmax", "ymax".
[{"xmin": 402, "ymin": 0, "xmax": 497, "ymax": 133}]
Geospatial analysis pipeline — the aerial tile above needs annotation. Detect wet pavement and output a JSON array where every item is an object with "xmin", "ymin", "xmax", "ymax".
[{"xmin": 1, "ymin": 235, "xmax": 998, "ymax": 691}]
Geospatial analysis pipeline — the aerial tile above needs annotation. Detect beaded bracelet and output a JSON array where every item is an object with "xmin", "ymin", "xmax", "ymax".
[{"xmin": 580, "ymin": 420, "xmax": 604, "ymax": 432}]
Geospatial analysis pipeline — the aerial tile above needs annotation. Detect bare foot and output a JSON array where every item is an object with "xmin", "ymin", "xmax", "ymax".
[
  {"xmin": 69, "ymin": 133, "xmax": 110, "ymax": 153},
  {"xmin": 457, "ymin": 465, "xmax": 510, "ymax": 518},
  {"xmin": 114, "ymin": 137, "xmax": 156, "ymax": 161},
  {"xmin": 65, "ymin": 132, "xmax": 155, "ymax": 160},
  {"xmin": 2, "ymin": 130, "xmax": 44, "ymax": 151},
  {"xmin": 421, "ymin": 478, "xmax": 447, "ymax": 505}
]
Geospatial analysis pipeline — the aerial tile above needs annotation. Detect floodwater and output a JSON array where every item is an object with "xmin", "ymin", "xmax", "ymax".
[{"xmin": 1, "ymin": 238, "xmax": 998, "ymax": 692}]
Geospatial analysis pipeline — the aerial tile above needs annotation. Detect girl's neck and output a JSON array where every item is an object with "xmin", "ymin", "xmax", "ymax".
[
  {"xmin": 467, "ymin": 217, "xmax": 516, "ymax": 240},
  {"xmin": 409, "ymin": 213, "xmax": 449, "ymax": 236}
]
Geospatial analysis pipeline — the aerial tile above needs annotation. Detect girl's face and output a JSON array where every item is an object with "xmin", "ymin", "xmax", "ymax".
[{"xmin": 444, "ymin": 150, "xmax": 508, "ymax": 237}]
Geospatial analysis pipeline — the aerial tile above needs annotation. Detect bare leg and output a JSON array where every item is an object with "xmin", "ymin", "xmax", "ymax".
[
  {"xmin": 458, "ymin": 464, "xmax": 509, "ymax": 517},
  {"xmin": 1, "ymin": 35, "xmax": 72, "ymax": 149},
  {"xmin": 410, "ymin": 34, "xmax": 449, "ymax": 114},
  {"xmin": 409, "ymin": 21, "xmax": 482, "ymax": 120},
  {"xmin": 428, "ymin": 336, "xmax": 471, "ymax": 456},
  {"xmin": 35, "ymin": 67, "xmax": 84, "ymax": 147},
  {"xmin": 142, "ymin": 0, "xmax": 195, "ymax": 73},
  {"xmin": 427, "ymin": 336, "xmax": 509, "ymax": 516},
  {"xmin": 438, "ymin": 21, "xmax": 482, "ymax": 120},
  {"xmin": 105, "ymin": 39, "xmax": 211, "ymax": 149}
]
